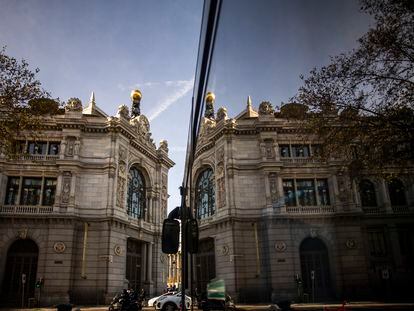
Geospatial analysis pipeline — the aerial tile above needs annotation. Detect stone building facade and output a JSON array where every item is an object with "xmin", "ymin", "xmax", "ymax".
[
  {"xmin": 0, "ymin": 91, "xmax": 174, "ymax": 306},
  {"xmin": 192, "ymin": 96, "xmax": 414, "ymax": 302}
]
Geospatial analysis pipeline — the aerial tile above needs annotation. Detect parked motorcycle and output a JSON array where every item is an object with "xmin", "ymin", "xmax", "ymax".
[{"xmin": 108, "ymin": 289, "xmax": 142, "ymax": 311}]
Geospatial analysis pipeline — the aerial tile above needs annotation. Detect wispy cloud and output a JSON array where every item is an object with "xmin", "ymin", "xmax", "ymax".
[{"xmin": 148, "ymin": 79, "xmax": 194, "ymax": 121}]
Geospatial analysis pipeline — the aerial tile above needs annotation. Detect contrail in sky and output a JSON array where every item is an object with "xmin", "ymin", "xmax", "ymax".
[{"xmin": 148, "ymin": 79, "xmax": 194, "ymax": 121}]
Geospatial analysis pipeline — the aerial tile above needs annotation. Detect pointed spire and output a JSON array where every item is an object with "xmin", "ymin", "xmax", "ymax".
[
  {"xmin": 89, "ymin": 91, "xmax": 96, "ymax": 107},
  {"xmin": 247, "ymin": 95, "xmax": 252, "ymax": 110}
]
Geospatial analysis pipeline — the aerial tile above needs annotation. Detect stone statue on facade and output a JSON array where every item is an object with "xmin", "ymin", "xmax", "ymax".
[
  {"xmin": 258, "ymin": 101, "xmax": 274, "ymax": 115},
  {"xmin": 65, "ymin": 98, "xmax": 83, "ymax": 112},
  {"xmin": 216, "ymin": 107, "xmax": 228, "ymax": 122},
  {"xmin": 130, "ymin": 89, "xmax": 142, "ymax": 118},
  {"xmin": 117, "ymin": 104, "xmax": 130, "ymax": 119},
  {"xmin": 205, "ymin": 92, "xmax": 215, "ymax": 119}
]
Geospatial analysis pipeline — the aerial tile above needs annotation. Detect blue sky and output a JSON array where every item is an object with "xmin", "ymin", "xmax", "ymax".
[{"xmin": 0, "ymin": 0, "xmax": 371, "ymax": 210}]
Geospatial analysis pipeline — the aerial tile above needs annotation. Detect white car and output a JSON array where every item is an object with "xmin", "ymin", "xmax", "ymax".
[
  {"xmin": 147, "ymin": 291, "xmax": 176, "ymax": 307},
  {"xmin": 155, "ymin": 292, "xmax": 191, "ymax": 311}
]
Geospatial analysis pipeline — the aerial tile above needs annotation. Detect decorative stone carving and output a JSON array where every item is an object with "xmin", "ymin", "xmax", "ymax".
[
  {"xmin": 17, "ymin": 228, "xmax": 28, "ymax": 239},
  {"xmin": 265, "ymin": 139, "xmax": 274, "ymax": 158},
  {"xmin": 116, "ymin": 177, "xmax": 126, "ymax": 208},
  {"xmin": 117, "ymin": 104, "xmax": 130, "ymax": 119},
  {"xmin": 345, "ymin": 239, "xmax": 357, "ymax": 249},
  {"xmin": 159, "ymin": 140, "xmax": 169, "ymax": 153},
  {"xmin": 65, "ymin": 98, "xmax": 83, "ymax": 112},
  {"xmin": 275, "ymin": 241, "xmax": 287, "ymax": 252},
  {"xmin": 219, "ymin": 245, "xmax": 229, "ymax": 255},
  {"xmin": 269, "ymin": 173, "xmax": 278, "ymax": 204},
  {"xmin": 61, "ymin": 172, "xmax": 72, "ymax": 204},
  {"xmin": 119, "ymin": 146, "xmax": 127, "ymax": 162},
  {"xmin": 66, "ymin": 137, "xmax": 75, "ymax": 156},
  {"xmin": 216, "ymin": 107, "xmax": 228, "ymax": 122},
  {"xmin": 114, "ymin": 245, "xmax": 123, "ymax": 256},
  {"xmin": 310, "ymin": 228, "xmax": 318, "ymax": 238},
  {"xmin": 54, "ymin": 242, "xmax": 66, "ymax": 253},
  {"xmin": 216, "ymin": 161, "xmax": 226, "ymax": 208},
  {"xmin": 216, "ymin": 146, "xmax": 224, "ymax": 164},
  {"xmin": 258, "ymin": 101, "xmax": 274, "ymax": 115},
  {"xmin": 119, "ymin": 161, "xmax": 126, "ymax": 175},
  {"xmin": 130, "ymin": 115, "xmax": 150, "ymax": 138}
]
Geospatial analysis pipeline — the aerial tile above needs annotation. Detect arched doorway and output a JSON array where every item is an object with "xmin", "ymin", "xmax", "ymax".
[
  {"xmin": 300, "ymin": 237, "xmax": 332, "ymax": 301},
  {"xmin": 1, "ymin": 239, "xmax": 39, "ymax": 306}
]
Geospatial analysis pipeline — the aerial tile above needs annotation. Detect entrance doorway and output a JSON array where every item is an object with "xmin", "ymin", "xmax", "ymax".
[
  {"xmin": 196, "ymin": 238, "xmax": 216, "ymax": 293},
  {"xmin": 300, "ymin": 237, "xmax": 332, "ymax": 301},
  {"xmin": 126, "ymin": 238, "xmax": 143, "ymax": 292},
  {"xmin": 1, "ymin": 239, "xmax": 39, "ymax": 306}
]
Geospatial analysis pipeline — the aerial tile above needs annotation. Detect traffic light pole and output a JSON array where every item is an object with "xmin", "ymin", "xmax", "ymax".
[{"xmin": 180, "ymin": 186, "xmax": 188, "ymax": 310}]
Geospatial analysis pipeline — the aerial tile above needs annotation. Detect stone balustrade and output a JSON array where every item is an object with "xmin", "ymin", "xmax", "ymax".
[{"xmin": 0, "ymin": 205, "xmax": 53, "ymax": 215}]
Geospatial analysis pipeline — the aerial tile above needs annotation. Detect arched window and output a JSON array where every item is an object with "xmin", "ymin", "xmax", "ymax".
[
  {"xmin": 359, "ymin": 179, "xmax": 377, "ymax": 207},
  {"xmin": 388, "ymin": 178, "xmax": 406, "ymax": 206},
  {"xmin": 127, "ymin": 167, "xmax": 146, "ymax": 219},
  {"xmin": 196, "ymin": 168, "xmax": 215, "ymax": 219}
]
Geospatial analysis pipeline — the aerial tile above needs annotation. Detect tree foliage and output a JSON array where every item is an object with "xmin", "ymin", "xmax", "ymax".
[
  {"xmin": 294, "ymin": 0, "xmax": 414, "ymax": 174},
  {"xmin": 0, "ymin": 47, "xmax": 60, "ymax": 156}
]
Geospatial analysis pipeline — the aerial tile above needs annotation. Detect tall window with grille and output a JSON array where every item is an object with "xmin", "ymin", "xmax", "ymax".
[
  {"xmin": 359, "ymin": 179, "xmax": 377, "ymax": 207},
  {"xmin": 127, "ymin": 167, "xmax": 146, "ymax": 219},
  {"xmin": 196, "ymin": 168, "xmax": 215, "ymax": 219}
]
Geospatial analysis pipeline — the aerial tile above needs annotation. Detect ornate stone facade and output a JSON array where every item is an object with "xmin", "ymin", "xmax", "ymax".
[
  {"xmin": 192, "ymin": 98, "xmax": 414, "ymax": 303},
  {"xmin": 0, "ymin": 93, "xmax": 174, "ymax": 306}
]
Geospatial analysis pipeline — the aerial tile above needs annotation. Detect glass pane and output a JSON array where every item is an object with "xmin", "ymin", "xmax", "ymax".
[
  {"xmin": 360, "ymin": 180, "xmax": 377, "ymax": 207},
  {"xmin": 42, "ymin": 178, "xmax": 57, "ymax": 206},
  {"xmin": 196, "ymin": 169, "xmax": 215, "ymax": 219},
  {"xmin": 297, "ymin": 179, "xmax": 316, "ymax": 206},
  {"xmin": 283, "ymin": 179, "xmax": 296, "ymax": 206},
  {"xmin": 317, "ymin": 179, "xmax": 330, "ymax": 205},
  {"xmin": 5, "ymin": 177, "xmax": 20, "ymax": 205},
  {"xmin": 48, "ymin": 142, "xmax": 60, "ymax": 155},
  {"xmin": 280, "ymin": 145, "xmax": 290, "ymax": 158},
  {"xmin": 21, "ymin": 178, "xmax": 42, "ymax": 205},
  {"xmin": 292, "ymin": 145, "xmax": 310, "ymax": 157},
  {"xmin": 27, "ymin": 142, "xmax": 47, "ymax": 155},
  {"xmin": 127, "ymin": 168, "xmax": 146, "ymax": 219}
]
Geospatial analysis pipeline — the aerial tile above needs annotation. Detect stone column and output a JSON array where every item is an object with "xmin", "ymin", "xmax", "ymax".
[
  {"xmin": 146, "ymin": 243, "xmax": 154, "ymax": 295},
  {"xmin": 141, "ymin": 243, "xmax": 147, "ymax": 284}
]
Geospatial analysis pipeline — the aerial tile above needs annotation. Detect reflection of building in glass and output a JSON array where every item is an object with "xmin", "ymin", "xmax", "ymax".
[
  {"xmin": 167, "ymin": 252, "xmax": 181, "ymax": 289},
  {"xmin": 192, "ymin": 96, "xmax": 414, "ymax": 303},
  {"xmin": 0, "ymin": 92, "xmax": 174, "ymax": 306}
]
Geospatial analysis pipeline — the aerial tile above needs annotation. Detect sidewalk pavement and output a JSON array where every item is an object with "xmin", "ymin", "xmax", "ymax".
[{"xmin": 1, "ymin": 302, "xmax": 414, "ymax": 311}]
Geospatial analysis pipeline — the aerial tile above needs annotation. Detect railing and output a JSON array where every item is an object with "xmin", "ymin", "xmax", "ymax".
[
  {"xmin": 286, "ymin": 205, "xmax": 335, "ymax": 214},
  {"xmin": 0, "ymin": 205, "xmax": 53, "ymax": 214},
  {"xmin": 281, "ymin": 157, "xmax": 317, "ymax": 164},
  {"xmin": 392, "ymin": 205, "xmax": 411, "ymax": 214},
  {"xmin": 361, "ymin": 206, "xmax": 386, "ymax": 214},
  {"xmin": 17, "ymin": 154, "xmax": 59, "ymax": 161}
]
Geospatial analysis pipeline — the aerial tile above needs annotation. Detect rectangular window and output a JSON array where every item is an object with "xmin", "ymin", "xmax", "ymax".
[
  {"xmin": 27, "ymin": 141, "xmax": 47, "ymax": 155},
  {"xmin": 20, "ymin": 178, "xmax": 42, "ymax": 205},
  {"xmin": 42, "ymin": 178, "xmax": 57, "ymax": 206},
  {"xmin": 291, "ymin": 145, "xmax": 310, "ymax": 157},
  {"xmin": 48, "ymin": 142, "xmax": 60, "ymax": 155},
  {"xmin": 279, "ymin": 145, "xmax": 291, "ymax": 158},
  {"xmin": 311, "ymin": 144, "xmax": 322, "ymax": 157},
  {"xmin": 283, "ymin": 179, "xmax": 296, "ymax": 206},
  {"xmin": 368, "ymin": 229, "xmax": 387, "ymax": 257},
  {"xmin": 297, "ymin": 179, "xmax": 316, "ymax": 206},
  {"xmin": 317, "ymin": 179, "xmax": 330, "ymax": 205},
  {"xmin": 4, "ymin": 177, "xmax": 20, "ymax": 205}
]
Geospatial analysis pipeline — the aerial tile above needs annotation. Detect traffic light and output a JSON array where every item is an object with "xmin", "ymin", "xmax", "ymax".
[
  {"xmin": 186, "ymin": 219, "xmax": 199, "ymax": 254},
  {"xmin": 161, "ymin": 219, "xmax": 180, "ymax": 254}
]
